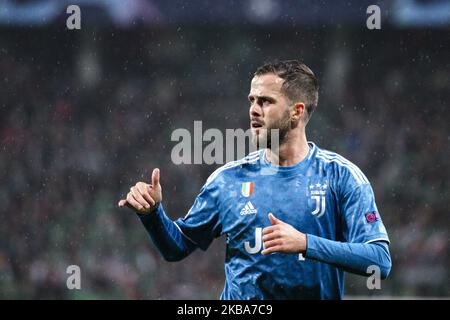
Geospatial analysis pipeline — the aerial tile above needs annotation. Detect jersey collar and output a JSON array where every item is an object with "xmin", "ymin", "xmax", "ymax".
[{"xmin": 259, "ymin": 142, "xmax": 317, "ymax": 176}]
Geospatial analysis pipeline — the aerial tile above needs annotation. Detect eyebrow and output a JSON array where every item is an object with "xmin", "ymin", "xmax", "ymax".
[{"xmin": 247, "ymin": 95, "xmax": 277, "ymax": 102}]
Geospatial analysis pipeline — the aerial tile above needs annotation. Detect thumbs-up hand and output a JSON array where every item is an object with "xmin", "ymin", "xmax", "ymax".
[
  {"xmin": 118, "ymin": 168, "xmax": 163, "ymax": 214},
  {"xmin": 261, "ymin": 213, "xmax": 307, "ymax": 255}
]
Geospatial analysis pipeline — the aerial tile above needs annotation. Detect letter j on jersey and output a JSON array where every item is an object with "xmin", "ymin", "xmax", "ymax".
[{"xmin": 241, "ymin": 182, "xmax": 254, "ymax": 197}]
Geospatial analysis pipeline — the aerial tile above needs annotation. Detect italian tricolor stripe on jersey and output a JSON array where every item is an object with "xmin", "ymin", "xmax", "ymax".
[{"xmin": 241, "ymin": 182, "xmax": 254, "ymax": 197}]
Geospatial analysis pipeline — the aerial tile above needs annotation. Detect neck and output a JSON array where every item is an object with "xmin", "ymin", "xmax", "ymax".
[{"xmin": 265, "ymin": 128, "xmax": 309, "ymax": 167}]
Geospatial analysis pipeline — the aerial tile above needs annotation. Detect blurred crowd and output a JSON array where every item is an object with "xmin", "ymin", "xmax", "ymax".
[{"xmin": 0, "ymin": 27, "xmax": 448, "ymax": 299}]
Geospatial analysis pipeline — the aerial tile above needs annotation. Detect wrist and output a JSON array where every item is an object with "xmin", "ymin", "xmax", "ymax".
[
  {"xmin": 303, "ymin": 233, "xmax": 308, "ymax": 256},
  {"xmin": 151, "ymin": 201, "xmax": 161, "ymax": 212},
  {"xmin": 136, "ymin": 201, "xmax": 161, "ymax": 217},
  {"xmin": 296, "ymin": 232, "xmax": 308, "ymax": 255}
]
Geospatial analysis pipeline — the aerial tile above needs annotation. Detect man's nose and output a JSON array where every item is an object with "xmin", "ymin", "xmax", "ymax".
[{"xmin": 249, "ymin": 102, "xmax": 262, "ymax": 117}]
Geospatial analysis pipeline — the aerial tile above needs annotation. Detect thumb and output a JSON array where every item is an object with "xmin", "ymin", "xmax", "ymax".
[
  {"xmin": 268, "ymin": 213, "xmax": 283, "ymax": 225},
  {"xmin": 151, "ymin": 168, "xmax": 160, "ymax": 186}
]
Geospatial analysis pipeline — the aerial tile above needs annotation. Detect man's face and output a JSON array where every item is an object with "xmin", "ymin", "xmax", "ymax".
[{"xmin": 248, "ymin": 74, "xmax": 291, "ymax": 149}]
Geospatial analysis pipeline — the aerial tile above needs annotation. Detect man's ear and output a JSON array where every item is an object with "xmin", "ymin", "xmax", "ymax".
[{"xmin": 291, "ymin": 102, "xmax": 306, "ymax": 122}]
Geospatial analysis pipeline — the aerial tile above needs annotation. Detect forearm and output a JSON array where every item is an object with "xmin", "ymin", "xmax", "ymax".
[
  {"xmin": 305, "ymin": 235, "xmax": 392, "ymax": 279},
  {"xmin": 137, "ymin": 203, "xmax": 196, "ymax": 261}
]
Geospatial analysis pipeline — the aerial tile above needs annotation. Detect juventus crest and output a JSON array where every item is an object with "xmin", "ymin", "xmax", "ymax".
[{"xmin": 309, "ymin": 182, "xmax": 328, "ymax": 218}]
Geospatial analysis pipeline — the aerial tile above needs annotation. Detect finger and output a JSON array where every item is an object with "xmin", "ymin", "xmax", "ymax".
[
  {"xmin": 268, "ymin": 213, "xmax": 282, "ymax": 225},
  {"xmin": 131, "ymin": 187, "xmax": 151, "ymax": 209},
  {"xmin": 152, "ymin": 168, "xmax": 160, "ymax": 186},
  {"xmin": 263, "ymin": 239, "xmax": 282, "ymax": 249},
  {"xmin": 118, "ymin": 199, "xmax": 138, "ymax": 211},
  {"xmin": 262, "ymin": 225, "xmax": 278, "ymax": 235},
  {"xmin": 262, "ymin": 231, "xmax": 280, "ymax": 242},
  {"xmin": 261, "ymin": 245, "xmax": 283, "ymax": 255},
  {"xmin": 137, "ymin": 183, "xmax": 156, "ymax": 207},
  {"xmin": 127, "ymin": 192, "xmax": 145, "ymax": 211}
]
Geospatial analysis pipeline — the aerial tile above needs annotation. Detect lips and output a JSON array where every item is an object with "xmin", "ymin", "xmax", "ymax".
[{"xmin": 251, "ymin": 120, "xmax": 264, "ymax": 128}]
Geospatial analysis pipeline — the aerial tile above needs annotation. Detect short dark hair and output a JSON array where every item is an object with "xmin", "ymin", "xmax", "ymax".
[{"xmin": 254, "ymin": 60, "xmax": 319, "ymax": 123}]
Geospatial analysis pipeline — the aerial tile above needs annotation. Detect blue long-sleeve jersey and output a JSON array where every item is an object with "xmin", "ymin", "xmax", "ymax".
[{"xmin": 138, "ymin": 142, "xmax": 391, "ymax": 299}]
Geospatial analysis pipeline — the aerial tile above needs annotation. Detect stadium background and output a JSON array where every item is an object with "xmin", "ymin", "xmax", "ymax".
[{"xmin": 0, "ymin": 0, "xmax": 448, "ymax": 299}]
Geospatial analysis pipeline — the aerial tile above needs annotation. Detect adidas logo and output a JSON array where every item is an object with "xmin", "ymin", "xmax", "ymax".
[{"xmin": 240, "ymin": 201, "xmax": 257, "ymax": 216}]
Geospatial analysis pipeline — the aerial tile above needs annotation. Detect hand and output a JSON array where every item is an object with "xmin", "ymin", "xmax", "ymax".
[
  {"xmin": 261, "ymin": 213, "xmax": 307, "ymax": 255},
  {"xmin": 118, "ymin": 168, "xmax": 162, "ymax": 214}
]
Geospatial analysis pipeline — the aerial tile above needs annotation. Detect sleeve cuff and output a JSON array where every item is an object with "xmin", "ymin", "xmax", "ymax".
[
  {"xmin": 136, "ymin": 202, "xmax": 163, "ymax": 225},
  {"xmin": 305, "ymin": 233, "xmax": 320, "ymax": 260}
]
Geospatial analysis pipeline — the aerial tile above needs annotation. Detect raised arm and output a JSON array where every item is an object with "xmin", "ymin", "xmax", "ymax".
[{"xmin": 118, "ymin": 169, "xmax": 197, "ymax": 261}]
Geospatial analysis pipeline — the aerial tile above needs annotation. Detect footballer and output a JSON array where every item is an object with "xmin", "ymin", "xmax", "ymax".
[{"xmin": 118, "ymin": 60, "xmax": 392, "ymax": 299}]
